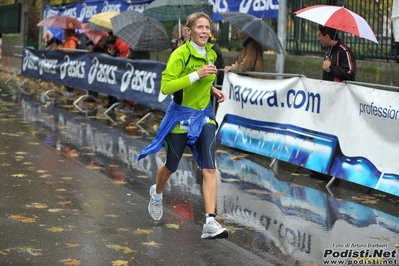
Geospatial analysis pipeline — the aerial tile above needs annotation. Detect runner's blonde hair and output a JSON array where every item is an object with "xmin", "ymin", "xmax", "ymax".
[{"xmin": 185, "ymin": 12, "xmax": 212, "ymax": 37}]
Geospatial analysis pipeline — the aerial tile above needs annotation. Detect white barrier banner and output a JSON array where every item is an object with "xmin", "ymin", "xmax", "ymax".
[{"xmin": 216, "ymin": 73, "xmax": 399, "ymax": 196}]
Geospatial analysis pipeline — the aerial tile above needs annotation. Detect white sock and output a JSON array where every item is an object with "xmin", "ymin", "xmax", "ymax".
[{"xmin": 153, "ymin": 189, "xmax": 162, "ymax": 201}]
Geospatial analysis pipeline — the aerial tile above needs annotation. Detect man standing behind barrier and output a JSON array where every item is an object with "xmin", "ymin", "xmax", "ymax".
[
  {"xmin": 318, "ymin": 25, "xmax": 356, "ymax": 82},
  {"xmin": 312, "ymin": 25, "xmax": 357, "ymax": 183}
]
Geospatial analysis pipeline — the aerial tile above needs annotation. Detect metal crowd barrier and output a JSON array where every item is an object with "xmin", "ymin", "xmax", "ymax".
[{"xmin": 5, "ymin": 46, "xmax": 34, "ymax": 94}]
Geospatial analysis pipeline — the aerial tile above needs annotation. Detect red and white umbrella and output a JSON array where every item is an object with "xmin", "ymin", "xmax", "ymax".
[
  {"xmin": 37, "ymin": 15, "xmax": 82, "ymax": 29},
  {"xmin": 81, "ymin": 23, "xmax": 108, "ymax": 45},
  {"xmin": 295, "ymin": 5, "xmax": 378, "ymax": 44}
]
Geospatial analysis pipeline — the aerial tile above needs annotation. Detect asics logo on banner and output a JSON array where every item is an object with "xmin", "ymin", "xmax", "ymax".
[
  {"xmin": 127, "ymin": 3, "xmax": 148, "ymax": 12},
  {"xmin": 88, "ymin": 57, "xmax": 117, "ymax": 85},
  {"xmin": 79, "ymin": 3, "xmax": 97, "ymax": 20},
  {"xmin": 120, "ymin": 63, "xmax": 156, "ymax": 94},
  {"xmin": 22, "ymin": 50, "xmax": 39, "ymax": 71},
  {"xmin": 101, "ymin": 1, "xmax": 121, "ymax": 12},
  {"xmin": 60, "ymin": 55, "xmax": 86, "ymax": 80},
  {"xmin": 208, "ymin": 0, "xmax": 227, "ymax": 13},
  {"xmin": 61, "ymin": 7, "xmax": 77, "ymax": 18},
  {"xmin": 46, "ymin": 10, "xmax": 59, "ymax": 18},
  {"xmin": 239, "ymin": 0, "xmax": 279, "ymax": 13},
  {"xmin": 38, "ymin": 56, "xmax": 57, "ymax": 75}
]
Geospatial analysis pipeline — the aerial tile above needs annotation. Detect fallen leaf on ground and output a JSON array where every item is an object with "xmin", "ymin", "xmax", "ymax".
[
  {"xmin": 361, "ymin": 199, "xmax": 379, "ymax": 204},
  {"xmin": 26, "ymin": 203, "xmax": 48, "ymax": 209},
  {"xmin": 111, "ymin": 257, "xmax": 134, "ymax": 266},
  {"xmin": 224, "ymin": 226, "xmax": 243, "ymax": 234},
  {"xmin": 165, "ymin": 224, "xmax": 180, "ymax": 229},
  {"xmin": 46, "ymin": 227, "xmax": 64, "ymax": 232},
  {"xmin": 68, "ymin": 150, "xmax": 79, "ymax": 157},
  {"xmin": 36, "ymin": 170, "xmax": 48, "ymax": 173},
  {"xmin": 105, "ymin": 214, "xmax": 119, "ymax": 218},
  {"xmin": 28, "ymin": 249, "xmax": 42, "ymax": 256},
  {"xmin": 142, "ymin": 241, "xmax": 162, "ymax": 248},
  {"xmin": 9, "ymin": 215, "xmax": 36, "ymax": 223},
  {"xmin": 117, "ymin": 228, "xmax": 130, "ymax": 232},
  {"xmin": 47, "ymin": 208, "xmax": 63, "ymax": 213},
  {"xmin": 135, "ymin": 228, "xmax": 153, "ymax": 234},
  {"xmin": 1, "ymin": 133, "xmax": 20, "ymax": 137},
  {"xmin": 106, "ymin": 244, "xmax": 136, "ymax": 254},
  {"xmin": 65, "ymin": 243, "xmax": 81, "ymax": 248},
  {"xmin": 11, "ymin": 173, "xmax": 27, "ymax": 178},
  {"xmin": 136, "ymin": 175, "xmax": 148, "ymax": 179},
  {"xmin": 87, "ymin": 165, "xmax": 102, "ymax": 170},
  {"xmin": 17, "ymin": 246, "xmax": 42, "ymax": 256},
  {"xmin": 58, "ymin": 200, "xmax": 72, "ymax": 206},
  {"xmin": 59, "ymin": 258, "xmax": 81, "ymax": 265}
]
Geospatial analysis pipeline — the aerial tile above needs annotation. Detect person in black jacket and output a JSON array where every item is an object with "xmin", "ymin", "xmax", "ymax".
[{"xmin": 318, "ymin": 25, "xmax": 356, "ymax": 82}]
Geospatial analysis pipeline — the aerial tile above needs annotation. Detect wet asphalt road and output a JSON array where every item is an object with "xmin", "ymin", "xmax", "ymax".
[{"xmin": 0, "ymin": 73, "xmax": 399, "ymax": 266}]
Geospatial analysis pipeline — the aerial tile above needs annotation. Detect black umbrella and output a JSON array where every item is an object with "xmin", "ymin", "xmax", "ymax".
[
  {"xmin": 111, "ymin": 11, "xmax": 172, "ymax": 52},
  {"xmin": 221, "ymin": 12, "xmax": 285, "ymax": 54}
]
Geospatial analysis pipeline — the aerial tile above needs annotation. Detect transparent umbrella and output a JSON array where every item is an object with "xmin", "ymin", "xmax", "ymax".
[
  {"xmin": 143, "ymin": 0, "xmax": 213, "ymax": 38},
  {"xmin": 221, "ymin": 12, "xmax": 285, "ymax": 54}
]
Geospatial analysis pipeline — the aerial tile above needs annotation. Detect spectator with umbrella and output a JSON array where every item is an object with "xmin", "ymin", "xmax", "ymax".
[
  {"xmin": 102, "ymin": 34, "xmax": 130, "ymax": 109},
  {"xmin": 105, "ymin": 34, "xmax": 129, "ymax": 58},
  {"xmin": 222, "ymin": 12, "xmax": 285, "ymax": 79},
  {"xmin": 317, "ymin": 25, "xmax": 356, "ymax": 82},
  {"xmin": 138, "ymin": 12, "xmax": 228, "ymax": 240},
  {"xmin": 224, "ymin": 30, "xmax": 264, "ymax": 78}
]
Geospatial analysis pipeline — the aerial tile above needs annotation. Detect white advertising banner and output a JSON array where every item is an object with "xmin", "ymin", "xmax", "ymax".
[{"xmin": 216, "ymin": 73, "xmax": 399, "ymax": 196}]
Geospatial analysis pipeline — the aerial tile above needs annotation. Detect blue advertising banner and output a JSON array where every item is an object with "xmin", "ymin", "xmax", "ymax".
[
  {"xmin": 21, "ymin": 48, "xmax": 171, "ymax": 111},
  {"xmin": 216, "ymin": 73, "xmax": 399, "ymax": 197},
  {"xmin": 44, "ymin": 0, "xmax": 280, "ymax": 22}
]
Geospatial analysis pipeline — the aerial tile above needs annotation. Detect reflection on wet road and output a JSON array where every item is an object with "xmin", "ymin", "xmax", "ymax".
[{"xmin": 2, "ymin": 84, "xmax": 399, "ymax": 265}]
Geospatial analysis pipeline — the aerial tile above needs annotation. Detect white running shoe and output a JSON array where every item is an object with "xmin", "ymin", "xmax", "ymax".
[
  {"xmin": 148, "ymin": 184, "xmax": 163, "ymax": 221},
  {"xmin": 201, "ymin": 218, "xmax": 229, "ymax": 239}
]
